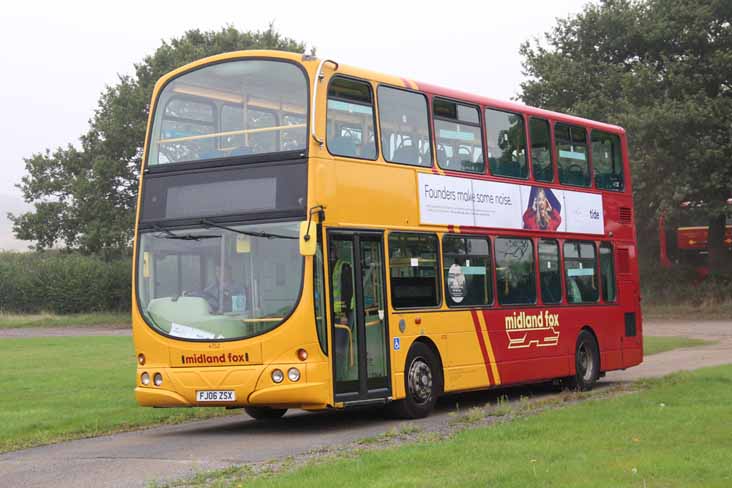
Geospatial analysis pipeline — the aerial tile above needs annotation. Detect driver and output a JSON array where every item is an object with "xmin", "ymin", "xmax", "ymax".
[{"xmin": 203, "ymin": 264, "xmax": 240, "ymax": 313}]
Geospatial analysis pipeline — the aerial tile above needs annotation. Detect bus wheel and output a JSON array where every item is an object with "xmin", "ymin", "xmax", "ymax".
[
  {"xmin": 244, "ymin": 406, "xmax": 287, "ymax": 420},
  {"xmin": 569, "ymin": 330, "xmax": 600, "ymax": 391},
  {"xmin": 389, "ymin": 342, "xmax": 440, "ymax": 419}
]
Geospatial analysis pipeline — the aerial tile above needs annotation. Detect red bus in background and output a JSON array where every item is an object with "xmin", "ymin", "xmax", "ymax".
[{"xmin": 659, "ymin": 200, "xmax": 732, "ymax": 277}]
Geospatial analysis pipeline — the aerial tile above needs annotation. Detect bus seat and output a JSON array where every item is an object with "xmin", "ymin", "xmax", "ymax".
[
  {"xmin": 199, "ymin": 150, "xmax": 225, "ymax": 160},
  {"xmin": 436, "ymin": 146, "xmax": 448, "ymax": 166},
  {"xmin": 329, "ymin": 136, "xmax": 358, "ymax": 158},
  {"xmin": 393, "ymin": 144, "xmax": 419, "ymax": 165},
  {"xmin": 230, "ymin": 146, "xmax": 253, "ymax": 156}
]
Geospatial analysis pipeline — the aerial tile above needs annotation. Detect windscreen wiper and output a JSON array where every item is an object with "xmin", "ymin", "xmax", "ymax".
[
  {"xmin": 152, "ymin": 224, "xmax": 221, "ymax": 241},
  {"xmin": 201, "ymin": 219, "xmax": 297, "ymax": 240}
]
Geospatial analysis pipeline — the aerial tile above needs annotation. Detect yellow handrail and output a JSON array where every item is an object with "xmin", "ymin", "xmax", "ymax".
[
  {"xmin": 240, "ymin": 317, "xmax": 284, "ymax": 323},
  {"xmin": 157, "ymin": 123, "xmax": 306, "ymax": 144}
]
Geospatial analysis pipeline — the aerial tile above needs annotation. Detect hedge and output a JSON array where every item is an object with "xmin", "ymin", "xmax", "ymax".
[{"xmin": 0, "ymin": 252, "xmax": 131, "ymax": 314}]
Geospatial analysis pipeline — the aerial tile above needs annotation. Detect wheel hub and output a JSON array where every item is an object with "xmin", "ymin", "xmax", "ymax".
[{"xmin": 408, "ymin": 358, "xmax": 433, "ymax": 404}]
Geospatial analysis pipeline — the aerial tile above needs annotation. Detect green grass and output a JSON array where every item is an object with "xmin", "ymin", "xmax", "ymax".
[
  {"xmin": 0, "ymin": 311, "xmax": 129, "ymax": 329},
  {"xmin": 211, "ymin": 366, "xmax": 732, "ymax": 487},
  {"xmin": 644, "ymin": 335, "xmax": 717, "ymax": 355},
  {"xmin": 0, "ymin": 336, "xmax": 228, "ymax": 453}
]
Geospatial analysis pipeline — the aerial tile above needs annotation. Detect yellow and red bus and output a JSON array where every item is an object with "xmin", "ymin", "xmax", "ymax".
[{"xmin": 132, "ymin": 50, "xmax": 642, "ymax": 419}]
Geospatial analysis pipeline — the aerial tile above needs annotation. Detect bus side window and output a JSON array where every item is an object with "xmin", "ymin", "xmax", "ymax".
[
  {"xmin": 442, "ymin": 235, "xmax": 492, "ymax": 307},
  {"xmin": 530, "ymin": 118, "xmax": 554, "ymax": 182},
  {"xmin": 433, "ymin": 98, "xmax": 484, "ymax": 174},
  {"xmin": 327, "ymin": 77, "xmax": 377, "ymax": 160},
  {"xmin": 556, "ymin": 124, "xmax": 590, "ymax": 187},
  {"xmin": 485, "ymin": 108, "xmax": 528, "ymax": 179},
  {"xmin": 538, "ymin": 239, "xmax": 561, "ymax": 304},
  {"xmin": 378, "ymin": 86, "xmax": 432, "ymax": 167},
  {"xmin": 592, "ymin": 130, "xmax": 625, "ymax": 191},
  {"xmin": 388, "ymin": 233, "xmax": 440, "ymax": 308},
  {"xmin": 600, "ymin": 242, "xmax": 617, "ymax": 302},
  {"xmin": 564, "ymin": 241, "xmax": 599, "ymax": 303},
  {"xmin": 495, "ymin": 237, "xmax": 536, "ymax": 305}
]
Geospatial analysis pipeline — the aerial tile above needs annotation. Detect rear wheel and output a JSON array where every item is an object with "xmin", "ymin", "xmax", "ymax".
[
  {"xmin": 244, "ymin": 406, "xmax": 287, "ymax": 420},
  {"xmin": 387, "ymin": 342, "xmax": 441, "ymax": 419},
  {"xmin": 568, "ymin": 330, "xmax": 600, "ymax": 391}
]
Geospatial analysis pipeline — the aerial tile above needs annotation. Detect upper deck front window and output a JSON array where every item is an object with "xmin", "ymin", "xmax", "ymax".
[{"xmin": 148, "ymin": 60, "xmax": 308, "ymax": 166}]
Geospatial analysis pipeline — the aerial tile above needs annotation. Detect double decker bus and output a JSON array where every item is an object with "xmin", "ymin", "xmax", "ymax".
[{"xmin": 132, "ymin": 50, "xmax": 642, "ymax": 419}]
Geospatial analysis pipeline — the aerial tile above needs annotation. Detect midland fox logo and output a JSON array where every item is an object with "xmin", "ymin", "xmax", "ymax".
[{"xmin": 504, "ymin": 310, "xmax": 560, "ymax": 349}]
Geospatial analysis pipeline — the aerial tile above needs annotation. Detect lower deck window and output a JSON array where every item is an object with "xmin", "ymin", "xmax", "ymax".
[
  {"xmin": 495, "ymin": 237, "xmax": 536, "ymax": 305},
  {"xmin": 388, "ymin": 233, "xmax": 440, "ymax": 308},
  {"xmin": 442, "ymin": 235, "xmax": 492, "ymax": 306},
  {"xmin": 564, "ymin": 241, "xmax": 598, "ymax": 303}
]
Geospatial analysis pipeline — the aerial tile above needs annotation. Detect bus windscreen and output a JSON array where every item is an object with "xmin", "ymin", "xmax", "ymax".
[{"xmin": 147, "ymin": 59, "xmax": 308, "ymax": 166}]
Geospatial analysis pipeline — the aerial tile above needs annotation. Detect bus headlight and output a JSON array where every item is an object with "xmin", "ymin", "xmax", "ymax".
[
  {"xmin": 141, "ymin": 372, "xmax": 150, "ymax": 386},
  {"xmin": 288, "ymin": 367, "xmax": 301, "ymax": 382},
  {"xmin": 271, "ymin": 369, "xmax": 284, "ymax": 383},
  {"xmin": 153, "ymin": 373, "xmax": 163, "ymax": 387}
]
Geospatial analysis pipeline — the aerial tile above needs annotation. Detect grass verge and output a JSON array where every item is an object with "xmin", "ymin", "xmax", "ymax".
[
  {"xmin": 186, "ymin": 366, "xmax": 732, "ymax": 487},
  {"xmin": 0, "ymin": 336, "xmax": 229, "ymax": 453},
  {"xmin": 0, "ymin": 311, "xmax": 129, "ymax": 329},
  {"xmin": 644, "ymin": 335, "xmax": 717, "ymax": 355}
]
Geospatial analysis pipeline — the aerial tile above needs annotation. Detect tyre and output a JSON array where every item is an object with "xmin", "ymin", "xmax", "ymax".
[
  {"xmin": 244, "ymin": 406, "xmax": 287, "ymax": 420},
  {"xmin": 388, "ymin": 342, "xmax": 441, "ymax": 419},
  {"xmin": 568, "ymin": 329, "xmax": 600, "ymax": 391}
]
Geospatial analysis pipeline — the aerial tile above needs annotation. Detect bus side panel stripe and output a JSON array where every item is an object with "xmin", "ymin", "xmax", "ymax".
[
  {"xmin": 470, "ymin": 310, "xmax": 493, "ymax": 385},
  {"xmin": 479, "ymin": 310, "xmax": 502, "ymax": 384}
]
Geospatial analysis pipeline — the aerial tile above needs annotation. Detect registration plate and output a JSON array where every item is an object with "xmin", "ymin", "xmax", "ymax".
[{"xmin": 196, "ymin": 390, "xmax": 236, "ymax": 402}]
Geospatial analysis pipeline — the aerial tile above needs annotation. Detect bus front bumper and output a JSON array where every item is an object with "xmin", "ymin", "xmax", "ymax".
[{"xmin": 134, "ymin": 362, "xmax": 330, "ymax": 409}]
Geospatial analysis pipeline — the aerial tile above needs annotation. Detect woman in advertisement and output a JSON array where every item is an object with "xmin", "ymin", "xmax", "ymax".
[{"xmin": 523, "ymin": 187, "xmax": 562, "ymax": 231}]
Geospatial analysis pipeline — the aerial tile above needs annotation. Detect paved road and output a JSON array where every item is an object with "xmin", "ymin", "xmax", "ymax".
[{"xmin": 1, "ymin": 319, "xmax": 730, "ymax": 488}]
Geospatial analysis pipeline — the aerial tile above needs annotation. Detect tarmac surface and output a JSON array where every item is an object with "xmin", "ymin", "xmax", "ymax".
[{"xmin": 1, "ymin": 319, "xmax": 730, "ymax": 488}]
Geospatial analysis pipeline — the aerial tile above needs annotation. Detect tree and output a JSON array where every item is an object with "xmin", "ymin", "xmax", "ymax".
[
  {"xmin": 519, "ymin": 0, "xmax": 732, "ymax": 271},
  {"xmin": 10, "ymin": 25, "xmax": 309, "ymax": 257}
]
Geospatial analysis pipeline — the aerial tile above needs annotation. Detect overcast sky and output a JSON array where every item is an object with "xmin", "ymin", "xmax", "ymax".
[{"xmin": 0, "ymin": 0, "xmax": 589, "ymax": 249}]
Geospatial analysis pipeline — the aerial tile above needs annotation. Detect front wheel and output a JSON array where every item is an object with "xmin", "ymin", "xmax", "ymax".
[
  {"xmin": 387, "ymin": 342, "xmax": 441, "ymax": 419},
  {"xmin": 244, "ymin": 406, "xmax": 287, "ymax": 420},
  {"xmin": 568, "ymin": 330, "xmax": 600, "ymax": 391}
]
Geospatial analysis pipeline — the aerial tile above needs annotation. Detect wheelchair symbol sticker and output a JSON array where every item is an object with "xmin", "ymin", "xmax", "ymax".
[{"xmin": 393, "ymin": 337, "xmax": 400, "ymax": 351}]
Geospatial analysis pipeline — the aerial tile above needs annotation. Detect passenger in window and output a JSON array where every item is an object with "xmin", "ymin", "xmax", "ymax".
[
  {"xmin": 567, "ymin": 277, "xmax": 583, "ymax": 303},
  {"xmin": 540, "ymin": 271, "xmax": 561, "ymax": 303}
]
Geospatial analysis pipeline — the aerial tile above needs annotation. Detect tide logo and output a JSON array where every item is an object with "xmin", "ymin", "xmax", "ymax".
[{"xmin": 504, "ymin": 310, "xmax": 560, "ymax": 349}]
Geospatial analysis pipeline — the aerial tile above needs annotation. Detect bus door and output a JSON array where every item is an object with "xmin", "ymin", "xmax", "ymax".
[{"xmin": 328, "ymin": 231, "xmax": 391, "ymax": 404}]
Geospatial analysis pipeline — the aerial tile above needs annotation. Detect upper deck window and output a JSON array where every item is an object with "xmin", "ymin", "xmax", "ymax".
[
  {"xmin": 148, "ymin": 60, "xmax": 307, "ymax": 167},
  {"xmin": 327, "ymin": 77, "xmax": 377, "ymax": 160},
  {"xmin": 592, "ymin": 130, "xmax": 625, "ymax": 191},
  {"xmin": 530, "ymin": 118, "xmax": 554, "ymax": 182},
  {"xmin": 485, "ymin": 109, "xmax": 528, "ymax": 179},
  {"xmin": 555, "ymin": 123, "xmax": 590, "ymax": 187},
  {"xmin": 378, "ymin": 86, "xmax": 432, "ymax": 167},
  {"xmin": 433, "ymin": 99, "xmax": 484, "ymax": 174}
]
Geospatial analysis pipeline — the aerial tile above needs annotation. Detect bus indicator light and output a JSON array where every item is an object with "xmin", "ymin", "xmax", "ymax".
[
  {"xmin": 138, "ymin": 354, "xmax": 146, "ymax": 365},
  {"xmin": 297, "ymin": 348, "xmax": 308, "ymax": 361}
]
